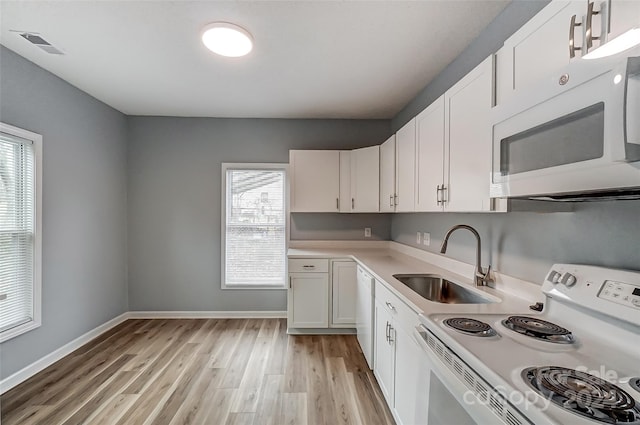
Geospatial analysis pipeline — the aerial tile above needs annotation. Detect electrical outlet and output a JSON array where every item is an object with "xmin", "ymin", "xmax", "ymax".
[
  {"xmin": 423, "ymin": 232, "xmax": 430, "ymax": 246},
  {"xmin": 416, "ymin": 232, "xmax": 422, "ymax": 244},
  {"xmin": 364, "ymin": 227, "xmax": 372, "ymax": 238}
]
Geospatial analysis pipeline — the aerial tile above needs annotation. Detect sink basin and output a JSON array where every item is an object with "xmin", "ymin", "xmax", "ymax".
[{"xmin": 392, "ymin": 274, "xmax": 496, "ymax": 304}]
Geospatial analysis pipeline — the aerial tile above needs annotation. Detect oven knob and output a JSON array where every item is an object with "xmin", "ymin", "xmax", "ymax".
[
  {"xmin": 561, "ymin": 272, "xmax": 577, "ymax": 287},
  {"xmin": 547, "ymin": 270, "xmax": 561, "ymax": 284}
]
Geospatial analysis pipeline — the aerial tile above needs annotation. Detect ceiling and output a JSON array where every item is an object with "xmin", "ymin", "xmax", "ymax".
[{"xmin": 0, "ymin": 1, "xmax": 509, "ymax": 119}]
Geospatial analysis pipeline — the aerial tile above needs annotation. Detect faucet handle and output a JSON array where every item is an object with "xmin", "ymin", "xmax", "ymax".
[{"xmin": 478, "ymin": 264, "xmax": 492, "ymax": 285}]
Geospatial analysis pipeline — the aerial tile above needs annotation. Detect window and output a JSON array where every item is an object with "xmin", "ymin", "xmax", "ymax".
[
  {"xmin": 0, "ymin": 123, "xmax": 42, "ymax": 342},
  {"xmin": 222, "ymin": 164, "xmax": 287, "ymax": 289}
]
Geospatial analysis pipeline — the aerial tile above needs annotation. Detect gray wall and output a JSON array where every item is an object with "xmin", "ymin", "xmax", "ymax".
[
  {"xmin": 392, "ymin": 202, "xmax": 640, "ymax": 284},
  {"xmin": 390, "ymin": 0, "xmax": 640, "ymax": 284},
  {"xmin": 291, "ymin": 213, "xmax": 391, "ymax": 241},
  {"xmin": 0, "ymin": 46, "xmax": 128, "ymax": 380},
  {"xmin": 127, "ymin": 117, "xmax": 390, "ymax": 311}
]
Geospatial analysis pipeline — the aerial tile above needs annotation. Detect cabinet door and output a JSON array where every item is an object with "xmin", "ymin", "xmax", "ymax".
[
  {"xmin": 496, "ymin": 1, "xmax": 587, "ymax": 105},
  {"xmin": 394, "ymin": 325, "xmax": 426, "ymax": 425},
  {"xmin": 374, "ymin": 300, "xmax": 395, "ymax": 407},
  {"xmin": 608, "ymin": 0, "xmax": 640, "ymax": 42},
  {"xmin": 379, "ymin": 135, "xmax": 396, "ymax": 212},
  {"xmin": 331, "ymin": 261, "xmax": 357, "ymax": 326},
  {"xmin": 415, "ymin": 95, "xmax": 445, "ymax": 212},
  {"xmin": 355, "ymin": 266, "xmax": 374, "ymax": 369},
  {"xmin": 339, "ymin": 151, "xmax": 352, "ymax": 212},
  {"xmin": 290, "ymin": 150, "xmax": 340, "ymax": 212},
  {"xmin": 351, "ymin": 146, "xmax": 380, "ymax": 212},
  {"xmin": 444, "ymin": 56, "xmax": 494, "ymax": 212},
  {"xmin": 395, "ymin": 118, "xmax": 416, "ymax": 212},
  {"xmin": 288, "ymin": 273, "xmax": 329, "ymax": 328}
]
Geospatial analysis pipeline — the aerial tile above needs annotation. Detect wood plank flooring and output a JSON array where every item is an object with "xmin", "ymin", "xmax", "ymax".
[{"xmin": 1, "ymin": 319, "xmax": 395, "ymax": 425}]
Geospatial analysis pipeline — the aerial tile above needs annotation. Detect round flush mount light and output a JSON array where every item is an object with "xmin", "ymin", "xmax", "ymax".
[{"xmin": 201, "ymin": 22, "xmax": 253, "ymax": 58}]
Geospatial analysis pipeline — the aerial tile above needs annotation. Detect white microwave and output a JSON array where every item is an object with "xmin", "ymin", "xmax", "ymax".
[{"xmin": 491, "ymin": 47, "xmax": 640, "ymax": 200}]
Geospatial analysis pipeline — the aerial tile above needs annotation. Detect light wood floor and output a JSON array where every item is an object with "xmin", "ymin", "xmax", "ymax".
[{"xmin": 1, "ymin": 319, "xmax": 395, "ymax": 425}]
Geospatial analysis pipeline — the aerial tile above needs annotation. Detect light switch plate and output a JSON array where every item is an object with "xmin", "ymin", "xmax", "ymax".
[
  {"xmin": 364, "ymin": 227, "xmax": 372, "ymax": 238},
  {"xmin": 423, "ymin": 232, "xmax": 430, "ymax": 246},
  {"xmin": 416, "ymin": 232, "xmax": 422, "ymax": 244}
]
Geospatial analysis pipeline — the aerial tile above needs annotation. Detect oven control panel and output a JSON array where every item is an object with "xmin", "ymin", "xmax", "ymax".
[{"xmin": 598, "ymin": 280, "xmax": 640, "ymax": 309}]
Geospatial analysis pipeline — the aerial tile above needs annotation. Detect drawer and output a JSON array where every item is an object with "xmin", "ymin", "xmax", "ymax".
[
  {"xmin": 288, "ymin": 258, "xmax": 329, "ymax": 273},
  {"xmin": 375, "ymin": 280, "xmax": 418, "ymax": 330}
]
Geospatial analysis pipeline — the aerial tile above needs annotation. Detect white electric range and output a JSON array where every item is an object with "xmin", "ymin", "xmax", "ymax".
[{"xmin": 415, "ymin": 264, "xmax": 640, "ymax": 425}]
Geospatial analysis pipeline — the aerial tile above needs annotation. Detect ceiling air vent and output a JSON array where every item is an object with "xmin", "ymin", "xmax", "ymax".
[{"xmin": 19, "ymin": 33, "xmax": 64, "ymax": 55}]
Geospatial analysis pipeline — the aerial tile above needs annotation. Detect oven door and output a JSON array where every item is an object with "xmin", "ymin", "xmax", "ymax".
[
  {"xmin": 491, "ymin": 54, "xmax": 640, "ymax": 198},
  {"xmin": 413, "ymin": 326, "xmax": 524, "ymax": 425}
]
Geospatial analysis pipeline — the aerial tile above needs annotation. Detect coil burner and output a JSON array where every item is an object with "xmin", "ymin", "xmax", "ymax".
[
  {"xmin": 523, "ymin": 366, "xmax": 640, "ymax": 424},
  {"xmin": 443, "ymin": 317, "xmax": 497, "ymax": 337},
  {"xmin": 502, "ymin": 316, "xmax": 575, "ymax": 344}
]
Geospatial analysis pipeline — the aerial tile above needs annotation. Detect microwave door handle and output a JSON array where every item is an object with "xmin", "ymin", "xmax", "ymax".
[{"xmin": 611, "ymin": 58, "xmax": 640, "ymax": 162}]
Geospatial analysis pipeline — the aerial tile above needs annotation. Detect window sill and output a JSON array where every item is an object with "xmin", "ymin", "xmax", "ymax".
[{"xmin": 0, "ymin": 319, "xmax": 41, "ymax": 343}]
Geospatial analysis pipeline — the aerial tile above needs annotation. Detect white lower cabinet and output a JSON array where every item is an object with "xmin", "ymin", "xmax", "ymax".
[
  {"xmin": 331, "ymin": 260, "xmax": 357, "ymax": 326},
  {"xmin": 374, "ymin": 297, "xmax": 395, "ymax": 404},
  {"xmin": 373, "ymin": 280, "xmax": 424, "ymax": 425},
  {"xmin": 287, "ymin": 258, "xmax": 356, "ymax": 331},
  {"xmin": 288, "ymin": 272, "xmax": 329, "ymax": 328},
  {"xmin": 394, "ymin": 324, "xmax": 428, "ymax": 425}
]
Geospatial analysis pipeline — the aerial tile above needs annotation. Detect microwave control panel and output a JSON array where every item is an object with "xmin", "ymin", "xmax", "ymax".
[{"xmin": 598, "ymin": 280, "xmax": 640, "ymax": 309}]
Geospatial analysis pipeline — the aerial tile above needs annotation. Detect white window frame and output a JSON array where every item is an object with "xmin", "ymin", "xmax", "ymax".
[
  {"xmin": 221, "ymin": 163, "xmax": 289, "ymax": 290},
  {"xmin": 0, "ymin": 122, "xmax": 42, "ymax": 343}
]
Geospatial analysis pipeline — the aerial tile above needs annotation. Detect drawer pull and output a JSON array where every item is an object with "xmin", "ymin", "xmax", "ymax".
[
  {"xmin": 302, "ymin": 265, "xmax": 316, "ymax": 269},
  {"xmin": 385, "ymin": 301, "xmax": 396, "ymax": 312}
]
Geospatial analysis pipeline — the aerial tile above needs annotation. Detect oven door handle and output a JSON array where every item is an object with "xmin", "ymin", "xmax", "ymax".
[{"xmin": 412, "ymin": 326, "xmax": 523, "ymax": 425}]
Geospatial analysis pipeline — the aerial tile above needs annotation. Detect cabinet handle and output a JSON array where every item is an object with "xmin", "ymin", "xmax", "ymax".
[
  {"xmin": 441, "ymin": 185, "xmax": 448, "ymax": 204},
  {"xmin": 394, "ymin": 194, "xmax": 398, "ymax": 206},
  {"xmin": 569, "ymin": 14, "xmax": 583, "ymax": 58},
  {"xmin": 289, "ymin": 276, "xmax": 292, "ymax": 289},
  {"xmin": 352, "ymin": 198, "xmax": 355, "ymax": 209},
  {"xmin": 388, "ymin": 326, "xmax": 395, "ymax": 344},
  {"xmin": 389, "ymin": 195, "xmax": 393, "ymax": 208},
  {"xmin": 302, "ymin": 265, "xmax": 315, "ymax": 269},
  {"xmin": 436, "ymin": 184, "xmax": 441, "ymax": 205},
  {"xmin": 336, "ymin": 198, "xmax": 339, "ymax": 210},
  {"xmin": 385, "ymin": 301, "xmax": 396, "ymax": 312},
  {"xmin": 585, "ymin": 2, "xmax": 601, "ymax": 50},
  {"xmin": 385, "ymin": 322, "xmax": 390, "ymax": 342}
]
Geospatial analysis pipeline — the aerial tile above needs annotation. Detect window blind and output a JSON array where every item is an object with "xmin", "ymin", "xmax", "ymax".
[
  {"xmin": 0, "ymin": 132, "xmax": 36, "ymax": 333},
  {"xmin": 224, "ymin": 168, "xmax": 286, "ymax": 287}
]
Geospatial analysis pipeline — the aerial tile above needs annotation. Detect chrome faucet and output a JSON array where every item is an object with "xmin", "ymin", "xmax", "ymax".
[{"xmin": 440, "ymin": 224, "xmax": 492, "ymax": 287}]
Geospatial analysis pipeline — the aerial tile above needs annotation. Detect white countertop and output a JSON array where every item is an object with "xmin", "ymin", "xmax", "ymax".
[{"xmin": 288, "ymin": 242, "xmax": 540, "ymax": 316}]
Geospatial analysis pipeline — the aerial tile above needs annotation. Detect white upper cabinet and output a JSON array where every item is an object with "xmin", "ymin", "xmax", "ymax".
[
  {"xmin": 379, "ymin": 135, "xmax": 396, "ymax": 212},
  {"xmin": 445, "ymin": 56, "xmax": 495, "ymax": 212},
  {"xmin": 413, "ymin": 56, "xmax": 496, "ymax": 213},
  {"xmin": 350, "ymin": 146, "xmax": 380, "ymax": 213},
  {"xmin": 415, "ymin": 95, "xmax": 445, "ymax": 212},
  {"xmin": 290, "ymin": 150, "xmax": 340, "ymax": 212},
  {"xmin": 339, "ymin": 151, "xmax": 352, "ymax": 213},
  {"xmin": 496, "ymin": 0, "xmax": 640, "ymax": 105},
  {"xmin": 496, "ymin": 1, "xmax": 588, "ymax": 105},
  {"xmin": 395, "ymin": 118, "xmax": 416, "ymax": 212},
  {"xmin": 607, "ymin": 0, "xmax": 640, "ymax": 42}
]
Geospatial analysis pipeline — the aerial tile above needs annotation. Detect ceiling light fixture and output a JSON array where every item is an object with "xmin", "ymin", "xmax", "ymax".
[
  {"xmin": 583, "ymin": 28, "xmax": 640, "ymax": 59},
  {"xmin": 201, "ymin": 22, "xmax": 253, "ymax": 58}
]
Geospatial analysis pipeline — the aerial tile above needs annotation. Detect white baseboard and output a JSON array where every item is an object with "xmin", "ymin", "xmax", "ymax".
[
  {"xmin": 127, "ymin": 310, "xmax": 287, "ymax": 319},
  {"xmin": 0, "ymin": 310, "xmax": 288, "ymax": 395},
  {"xmin": 0, "ymin": 312, "xmax": 131, "ymax": 395}
]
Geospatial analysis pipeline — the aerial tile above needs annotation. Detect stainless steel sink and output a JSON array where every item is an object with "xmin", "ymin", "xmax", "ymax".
[{"xmin": 392, "ymin": 274, "xmax": 496, "ymax": 304}]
